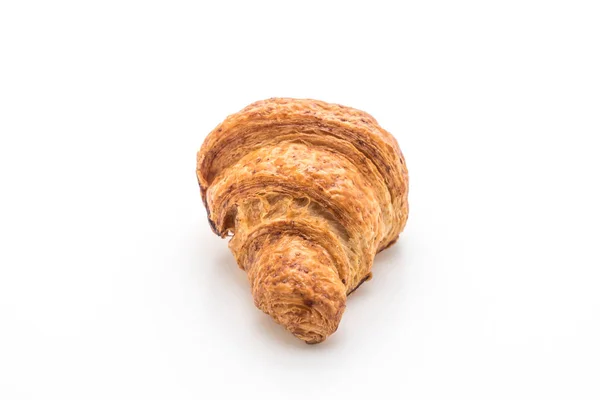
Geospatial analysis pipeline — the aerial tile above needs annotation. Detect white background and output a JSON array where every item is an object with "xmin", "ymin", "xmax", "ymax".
[{"xmin": 1, "ymin": 1, "xmax": 599, "ymax": 399}]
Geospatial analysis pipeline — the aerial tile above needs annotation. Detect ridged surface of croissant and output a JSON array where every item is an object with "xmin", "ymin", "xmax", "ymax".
[{"xmin": 197, "ymin": 98, "xmax": 408, "ymax": 343}]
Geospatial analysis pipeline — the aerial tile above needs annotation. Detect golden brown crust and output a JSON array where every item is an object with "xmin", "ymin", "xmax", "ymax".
[{"xmin": 197, "ymin": 98, "xmax": 408, "ymax": 343}]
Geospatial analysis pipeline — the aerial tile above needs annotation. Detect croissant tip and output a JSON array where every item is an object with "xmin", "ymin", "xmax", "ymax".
[
  {"xmin": 304, "ymin": 339, "xmax": 322, "ymax": 345},
  {"xmin": 296, "ymin": 329, "xmax": 328, "ymax": 345}
]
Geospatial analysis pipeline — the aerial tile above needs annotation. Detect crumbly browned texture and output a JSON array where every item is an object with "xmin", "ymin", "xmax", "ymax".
[{"xmin": 197, "ymin": 98, "xmax": 409, "ymax": 343}]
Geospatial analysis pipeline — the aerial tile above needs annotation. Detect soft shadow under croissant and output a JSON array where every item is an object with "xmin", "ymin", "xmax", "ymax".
[{"xmin": 197, "ymin": 98, "xmax": 408, "ymax": 344}]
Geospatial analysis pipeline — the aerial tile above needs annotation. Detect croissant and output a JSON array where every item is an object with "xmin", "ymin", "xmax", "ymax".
[{"xmin": 197, "ymin": 98, "xmax": 408, "ymax": 343}]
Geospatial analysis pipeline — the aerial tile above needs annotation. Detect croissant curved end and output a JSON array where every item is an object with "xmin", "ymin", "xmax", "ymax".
[{"xmin": 197, "ymin": 98, "xmax": 408, "ymax": 343}]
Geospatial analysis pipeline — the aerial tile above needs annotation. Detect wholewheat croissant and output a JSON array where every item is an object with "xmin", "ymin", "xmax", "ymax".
[{"xmin": 197, "ymin": 98, "xmax": 408, "ymax": 343}]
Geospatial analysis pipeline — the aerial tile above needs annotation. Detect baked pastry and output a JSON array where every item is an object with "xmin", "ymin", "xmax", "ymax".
[{"xmin": 197, "ymin": 98, "xmax": 408, "ymax": 343}]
